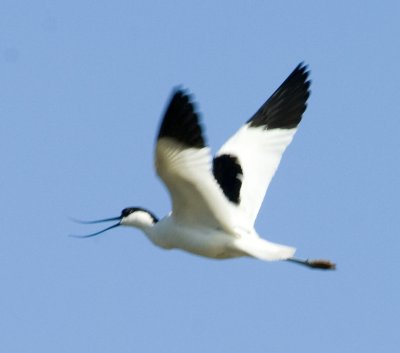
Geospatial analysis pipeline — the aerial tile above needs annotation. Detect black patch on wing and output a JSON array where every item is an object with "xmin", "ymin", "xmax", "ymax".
[
  {"xmin": 213, "ymin": 154, "xmax": 243, "ymax": 204},
  {"xmin": 248, "ymin": 63, "xmax": 311, "ymax": 130},
  {"xmin": 158, "ymin": 89, "xmax": 206, "ymax": 148}
]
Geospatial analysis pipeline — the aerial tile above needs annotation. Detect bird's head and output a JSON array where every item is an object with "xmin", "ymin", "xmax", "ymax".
[
  {"xmin": 71, "ymin": 207, "xmax": 159, "ymax": 238},
  {"xmin": 120, "ymin": 207, "xmax": 159, "ymax": 228}
]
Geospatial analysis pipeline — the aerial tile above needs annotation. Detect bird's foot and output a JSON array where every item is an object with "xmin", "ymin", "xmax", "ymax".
[{"xmin": 287, "ymin": 257, "xmax": 336, "ymax": 270}]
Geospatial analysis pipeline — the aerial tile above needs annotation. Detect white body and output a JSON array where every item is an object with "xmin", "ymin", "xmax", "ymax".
[
  {"xmin": 119, "ymin": 66, "xmax": 311, "ymax": 262},
  {"xmin": 81, "ymin": 65, "xmax": 315, "ymax": 264},
  {"xmin": 121, "ymin": 197, "xmax": 295, "ymax": 262},
  {"xmin": 77, "ymin": 65, "xmax": 335, "ymax": 269},
  {"xmin": 150, "ymin": 217, "xmax": 242, "ymax": 259}
]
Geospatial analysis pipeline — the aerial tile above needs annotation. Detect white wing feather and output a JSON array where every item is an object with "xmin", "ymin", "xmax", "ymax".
[
  {"xmin": 156, "ymin": 64, "xmax": 309, "ymax": 237},
  {"xmin": 217, "ymin": 125, "xmax": 298, "ymax": 227},
  {"xmin": 156, "ymin": 138, "xmax": 237, "ymax": 232},
  {"xmin": 216, "ymin": 63, "xmax": 310, "ymax": 228}
]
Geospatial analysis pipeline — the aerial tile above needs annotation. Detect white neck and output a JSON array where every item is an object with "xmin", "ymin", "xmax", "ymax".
[{"xmin": 119, "ymin": 209, "xmax": 172, "ymax": 248}]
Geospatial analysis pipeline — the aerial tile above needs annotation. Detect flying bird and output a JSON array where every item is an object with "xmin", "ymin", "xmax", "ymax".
[{"xmin": 73, "ymin": 63, "xmax": 335, "ymax": 270}]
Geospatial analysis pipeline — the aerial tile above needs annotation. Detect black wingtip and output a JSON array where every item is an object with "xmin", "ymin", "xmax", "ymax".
[
  {"xmin": 247, "ymin": 62, "xmax": 311, "ymax": 129},
  {"xmin": 157, "ymin": 89, "xmax": 206, "ymax": 148}
]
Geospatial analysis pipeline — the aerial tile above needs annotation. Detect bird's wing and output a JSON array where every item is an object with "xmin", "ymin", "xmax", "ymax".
[
  {"xmin": 215, "ymin": 63, "xmax": 311, "ymax": 228},
  {"xmin": 155, "ymin": 90, "xmax": 239, "ymax": 233}
]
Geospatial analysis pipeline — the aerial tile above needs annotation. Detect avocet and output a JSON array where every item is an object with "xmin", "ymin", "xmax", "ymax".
[{"xmin": 74, "ymin": 63, "xmax": 335, "ymax": 270}]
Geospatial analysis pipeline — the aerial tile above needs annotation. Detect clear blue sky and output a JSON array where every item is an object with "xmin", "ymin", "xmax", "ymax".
[{"xmin": 1, "ymin": 1, "xmax": 399, "ymax": 352}]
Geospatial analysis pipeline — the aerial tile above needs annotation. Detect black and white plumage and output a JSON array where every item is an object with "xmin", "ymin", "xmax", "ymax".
[{"xmin": 75, "ymin": 63, "xmax": 335, "ymax": 270}]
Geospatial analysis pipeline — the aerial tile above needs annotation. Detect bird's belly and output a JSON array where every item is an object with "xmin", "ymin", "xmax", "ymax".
[{"xmin": 157, "ymin": 226, "xmax": 243, "ymax": 259}]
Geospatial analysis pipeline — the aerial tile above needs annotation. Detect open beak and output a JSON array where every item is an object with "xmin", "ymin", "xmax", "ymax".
[{"xmin": 70, "ymin": 216, "xmax": 122, "ymax": 238}]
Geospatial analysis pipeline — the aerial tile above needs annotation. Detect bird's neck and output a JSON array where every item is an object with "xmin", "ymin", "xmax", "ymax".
[{"xmin": 120, "ymin": 209, "xmax": 169, "ymax": 247}]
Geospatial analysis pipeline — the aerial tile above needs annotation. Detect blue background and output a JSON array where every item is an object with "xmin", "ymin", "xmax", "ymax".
[{"xmin": 1, "ymin": 1, "xmax": 399, "ymax": 352}]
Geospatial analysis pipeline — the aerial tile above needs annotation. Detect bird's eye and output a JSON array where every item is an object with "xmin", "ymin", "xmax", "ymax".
[{"xmin": 121, "ymin": 207, "xmax": 137, "ymax": 217}]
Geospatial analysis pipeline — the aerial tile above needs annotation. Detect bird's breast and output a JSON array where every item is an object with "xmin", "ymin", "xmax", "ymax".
[{"xmin": 149, "ymin": 218, "xmax": 242, "ymax": 259}]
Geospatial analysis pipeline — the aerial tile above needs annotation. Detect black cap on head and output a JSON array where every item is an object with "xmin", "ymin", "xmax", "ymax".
[
  {"xmin": 121, "ymin": 207, "xmax": 138, "ymax": 218},
  {"xmin": 121, "ymin": 207, "xmax": 159, "ymax": 223}
]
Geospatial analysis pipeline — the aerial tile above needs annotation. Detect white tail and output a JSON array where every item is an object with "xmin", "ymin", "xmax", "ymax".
[{"xmin": 234, "ymin": 237, "xmax": 296, "ymax": 261}]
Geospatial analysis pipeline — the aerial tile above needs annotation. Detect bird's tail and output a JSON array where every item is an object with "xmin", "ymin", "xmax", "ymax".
[{"xmin": 234, "ymin": 237, "xmax": 296, "ymax": 261}]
